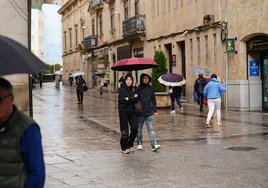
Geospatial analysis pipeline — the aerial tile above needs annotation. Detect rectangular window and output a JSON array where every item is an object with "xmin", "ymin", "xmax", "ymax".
[
  {"xmin": 197, "ymin": 37, "xmax": 200, "ymax": 65},
  {"xmin": 135, "ymin": 0, "xmax": 139, "ymax": 15},
  {"xmin": 110, "ymin": 8, "xmax": 114, "ymax": 31},
  {"xmin": 213, "ymin": 34, "xmax": 217, "ymax": 64},
  {"xmin": 69, "ymin": 29, "xmax": 72, "ymax": 49},
  {"xmin": 124, "ymin": 0, "xmax": 129, "ymax": 20},
  {"xmin": 157, "ymin": 0, "xmax": 159, "ymax": 16},
  {"xmin": 92, "ymin": 19, "xmax": 95, "ymax": 35},
  {"xmin": 163, "ymin": 0, "xmax": 166, "ymax": 13},
  {"xmin": 190, "ymin": 39, "xmax": 193, "ymax": 66},
  {"xmin": 64, "ymin": 32, "xmax": 67, "ymax": 51},
  {"xmin": 99, "ymin": 15, "xmax": 103, "ymax": 35},
  {"xmin": 205, "ymin": 36, "xmax": 208, "ymax": 64},
  {"xmin": 81, "ymin": 25, "xmax": 85, "ymax": 41},
  {"xmin": 176, "ymin": 0, "xmax": 179, "ymax": 8},
  {"xmin": 75, "ymin": 27, "xmax": 78, "ymax": 46},
  {"xmin": 152, "ymin": 0, "xmax": 155, "ymax": 17}
]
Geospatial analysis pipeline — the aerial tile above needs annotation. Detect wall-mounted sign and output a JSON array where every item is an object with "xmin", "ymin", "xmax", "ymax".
[
  {"xmin": 247, "ymin": 36, "xmax": 268, "ymax": 51},
  {"xmin": 226, "ymin": 38, "xmax": 236, "ymax": 53},
  {"xmin": 249, "ymin": 60, "xmax": 260, "ymax": 77}
]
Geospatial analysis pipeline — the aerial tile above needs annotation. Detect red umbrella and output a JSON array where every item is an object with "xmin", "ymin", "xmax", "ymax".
[{"xmin": 111, "ymin": 58, "xmax": 158, "ymax": 71}]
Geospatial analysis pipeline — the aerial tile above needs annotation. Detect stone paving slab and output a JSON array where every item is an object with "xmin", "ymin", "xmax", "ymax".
[{"xmin": 32, "ymin": 83, "xmax": 268, "ymax": 187}]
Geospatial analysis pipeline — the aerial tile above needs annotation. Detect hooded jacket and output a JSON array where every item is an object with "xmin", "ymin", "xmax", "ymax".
[
  {"xmin": 194, "ymin": 77, "xmax": 207, "ymax": 94},
  {"xmin": 203, "ymin": 78, "xmax": 226, "ymax": 99},
  {"xmin": 138, "ymin": 73, "xmax": 157, "ymax": 116},
  {"xmin": 118, "ymin": 74, "xmax": 139, "ymax": 114}
]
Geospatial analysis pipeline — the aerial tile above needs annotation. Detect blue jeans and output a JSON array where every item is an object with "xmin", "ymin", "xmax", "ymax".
[
  {"xmin": 171, "ymin": 96, "xmax": 182, "ymax": 110},
  {"xmin": 137, "ymin": 115, "xmax": 157, "ymax": 146}
]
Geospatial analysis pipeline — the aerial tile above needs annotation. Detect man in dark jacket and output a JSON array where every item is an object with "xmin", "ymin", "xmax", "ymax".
[
  {"xmin": 0, "ymin": 78, "xmax": 45, "ymax": 187},
  {"xmin": 136, "ymin": 73, "xmax": 160, "ymax": 152},
  {"xmin": 194, "ymin": 74, "xmax": 207, "ymax": 111}
]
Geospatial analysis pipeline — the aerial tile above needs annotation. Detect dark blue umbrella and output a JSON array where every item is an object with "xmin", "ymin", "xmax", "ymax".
[
  {"xmin": 0, "ymin": 35, "xmax": 48, "ymax": 76},
  {"xmin": 158, "ymin": 73, "xmax": 186, "ymax": 86}
]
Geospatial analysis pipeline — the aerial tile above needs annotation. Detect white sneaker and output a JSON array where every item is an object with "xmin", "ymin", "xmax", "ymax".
[
  {"xmin": 152, "ymin": 144, "xmax": 161, "ymax": 152},
  {"xmin": 180, "ymin": 108, "xmax": 184, "ymax": 112},
  {"xmin": 137, "ymin": 145, "xmax": 143, "ymax": 150},
  {"xmin": 170, "ymin": 110, "xmax": 176, "ymax": 114}
]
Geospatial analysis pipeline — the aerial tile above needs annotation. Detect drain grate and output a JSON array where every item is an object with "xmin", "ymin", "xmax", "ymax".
[{"xmin": 226, "ymin": 147, "xmax": 258, "ymax": 151}]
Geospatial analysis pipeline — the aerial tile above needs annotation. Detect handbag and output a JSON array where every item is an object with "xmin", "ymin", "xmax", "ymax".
[
  {"xmin": 193, "ymin": 92, "xmax": 198, "ymax": 101},
  {"xmin": 203, "ymin": 98, "xmax": 208, "ymax": 106},
  {"xmin": 83, "ymin": 85, "xmax": 88, "ymax": 91},
  {"xmin": 134, "ymin": 101, "xmax": 142, "ymax": 116}
]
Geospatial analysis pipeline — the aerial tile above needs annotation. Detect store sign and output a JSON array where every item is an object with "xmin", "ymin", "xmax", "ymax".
[
  {"xmin": 247, "ymin": 36, "xmax": 268, "ymax": 51},
  {"xmin": 226, "ymin": 38, "xmax": 236, "ymax": 53},
  {"xmin": 249, "ymin": 60, "xmax": 260, "ymax": 77}
]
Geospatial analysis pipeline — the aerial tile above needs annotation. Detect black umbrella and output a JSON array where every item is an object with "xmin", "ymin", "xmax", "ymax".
[{"xmin": 0, "ymin": 35, "xmax": 48, "ymax": 75}]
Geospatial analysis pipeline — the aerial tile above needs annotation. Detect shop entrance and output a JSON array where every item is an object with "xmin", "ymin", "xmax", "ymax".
[{"xmin": 247, "ymin": 35, "xmax": 268, "ymax": 111}]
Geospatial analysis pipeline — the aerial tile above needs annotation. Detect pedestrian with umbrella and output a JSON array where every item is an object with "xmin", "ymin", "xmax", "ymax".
[
  {"xmin": 158, "ymin": 73, "xmax": 186, "ymax": 114},
  {"xmin": 194, "ymin": 74, "xmax": 207, "ymax": 112},
  {"xmin": 76, "ymin": 75, "xmax": 86, "ymax": 104}
]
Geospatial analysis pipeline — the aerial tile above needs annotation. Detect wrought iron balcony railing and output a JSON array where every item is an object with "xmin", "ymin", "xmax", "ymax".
[
  {"xmin": 123, "ymin": 15, "xmax": 145, "ymax": 38},
  {"xmin": 84, "ymin": 35, "xmax": 98, "ymax": 51}
]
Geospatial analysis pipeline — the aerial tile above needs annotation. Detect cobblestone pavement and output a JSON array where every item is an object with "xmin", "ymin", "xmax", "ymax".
[{"xmin": 32, "ymin": 83, "xmax": 268, "ymax": 188}]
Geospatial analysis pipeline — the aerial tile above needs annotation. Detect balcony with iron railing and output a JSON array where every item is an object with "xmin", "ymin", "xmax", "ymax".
[
  {"xmin": 84, "ymin": 35, "xmax": 98, "ymax": 51},
  {"xmin": 88, "ymin": 0, "xmax": 103, "ymax": 13},
  {"xmin": 123, "ymin": 15, "xmax": 145, "ymax": 38},
  {"xmin": 103, "ymin": 0, "xmax": 115, "ymax": 4}
]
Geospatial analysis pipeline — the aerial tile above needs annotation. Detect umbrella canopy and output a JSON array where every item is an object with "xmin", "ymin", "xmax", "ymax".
[
  {"xmin": 111, "ymin": 58, "xmax": 158, "ymax": 71},
  {"xmin": 70, "ymin": 72, "xmax": 85, "ymax": 78},
  {"xmin": 191, "ymin": 67, "xmax": 211, "ymax": 75},
  {"xmin": 54, "ymin": 71, "xmax": 63, "ymax": 75},
  {"xmin": 158, "ymin": 73, "xmax": 186, "ymax": 87},
  {"xmin": 0, "ymin": 35, "xmax": 48, "ymax": 76}
]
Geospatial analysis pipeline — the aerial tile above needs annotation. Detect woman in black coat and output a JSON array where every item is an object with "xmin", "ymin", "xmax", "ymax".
[
  {"xmin": 169, "ymin": 86, "xmax": 183, "ymax": 113},
  {"xmin": 118, "ymin": 73, "xmax": 139, "ymax": 154}
]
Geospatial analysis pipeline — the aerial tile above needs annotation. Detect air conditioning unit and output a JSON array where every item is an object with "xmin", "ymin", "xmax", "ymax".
[{"xmin": 82, "ymin": 55, "xmax": 89, "ymax": 62}]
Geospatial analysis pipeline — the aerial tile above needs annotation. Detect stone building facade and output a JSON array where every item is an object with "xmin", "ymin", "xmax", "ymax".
[
  {"xmin": 59, "ymin": 0, "xmax": 268, "ymax": 111},
  {"xmin": 0, "ymin": 0, "xmax": 30, "ymax": 111}
]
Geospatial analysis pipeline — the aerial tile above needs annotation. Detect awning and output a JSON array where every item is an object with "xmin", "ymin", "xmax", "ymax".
[{"xmin": 94, "ymin": 47, "xmax": 108, "ymax": 56}]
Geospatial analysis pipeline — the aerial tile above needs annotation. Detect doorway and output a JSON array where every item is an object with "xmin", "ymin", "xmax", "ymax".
[
  {"xmin": 177, "ymin": 41, "xmax": 186, "ymax": 96},
  {"xmin": 261, "ymin": 51, "xmax": 268, "ymax": 111},
  {"xmin": 164, "ymin": 43, "xmax": 172, "ymax": 73}
]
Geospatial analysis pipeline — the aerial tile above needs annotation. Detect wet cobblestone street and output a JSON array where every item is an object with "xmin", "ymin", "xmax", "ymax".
[{"xmin": 33, "ymin": 83, "xmax": 268, "ymax": 188}]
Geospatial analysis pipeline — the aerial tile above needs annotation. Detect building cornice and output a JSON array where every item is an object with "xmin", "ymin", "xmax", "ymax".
[{"xmin": 58, "ymin": 0, "xmax": 75, "ymax": 14}]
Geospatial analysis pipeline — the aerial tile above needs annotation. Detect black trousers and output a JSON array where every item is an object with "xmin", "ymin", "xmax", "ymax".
[
  {"xmin": 77, "ymin": 92, "xmax": 84, "ymax": 103},
  {"xmin": 197, "ymin": 93, "xmax": 204, "ymax": 109},
  {"xmin": 119, "ymin": 113, "xmax": 138, "ymax": 151}
]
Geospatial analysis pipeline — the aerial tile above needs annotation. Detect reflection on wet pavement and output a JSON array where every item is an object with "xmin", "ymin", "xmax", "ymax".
[{"xmin": 32, "ymin": 83, "xmax": 268, "ymax": 188}]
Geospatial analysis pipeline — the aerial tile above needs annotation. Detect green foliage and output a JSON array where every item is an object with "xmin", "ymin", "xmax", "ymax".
[
  {"xmin": 44, "ymin": 64, "xmax": 62, "ymax": 74},
  {"xmin": 152, "ymin": 51, "xmax": 168, "ymax": 92},
  {"xmin": 32, "ymin": 4, "xmax": 42, "ymax": 10}
]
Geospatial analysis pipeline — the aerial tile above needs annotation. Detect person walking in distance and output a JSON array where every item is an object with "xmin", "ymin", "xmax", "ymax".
[
  {"xmin": 0, "ymin": 78, "xmax": 45, "ymax": 187},
  {"xmin": 69, "ymin": 73, "xmax": 73, "ymax": 87},
  {"xmin": 118, "ymin": 73, "xmax": 139, "ymax": 154},
  {"xmin": 203, "ymin": 74, "xmax": 226, "ymax": 128},
  {"xmin": 137, "ymin": 73, "xmax": 161, "ymax": 152},
  {"xmin": 169, "ymin": 86, "xmax": 183, "ymax": 114},
  {"xmin": 194, "ymin": 74, "xmax": 207, "ymax": 112},
  {"xmin": 76, "ymin": 76, "xmax": 86, "ymax": 104}
]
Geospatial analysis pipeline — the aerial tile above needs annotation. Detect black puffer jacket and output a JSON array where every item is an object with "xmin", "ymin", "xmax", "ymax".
[
  {"xmin": 194, "ymin": 77, "xmax": 207, "ymax": 94},
  {"xmin": 170, "ymin": 86, "xmax": 182, "ymax": 98},
  {"xmin": 118, "ymin": 80, "xmax": 139, "ymax": 114},
  {"xmin": 138, "ymin": 73, "xmax": 157, "ymax": 117}
]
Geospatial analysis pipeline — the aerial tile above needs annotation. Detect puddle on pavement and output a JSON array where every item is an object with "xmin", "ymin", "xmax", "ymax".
[{"xmin": 226, "ymin": 147, "xmax": 258, "ymax": 151}]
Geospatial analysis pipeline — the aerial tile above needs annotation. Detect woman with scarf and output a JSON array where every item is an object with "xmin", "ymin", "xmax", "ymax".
[{"xmin": 118, "ymin": 73, "xmax": 139, "ymax": 154}]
